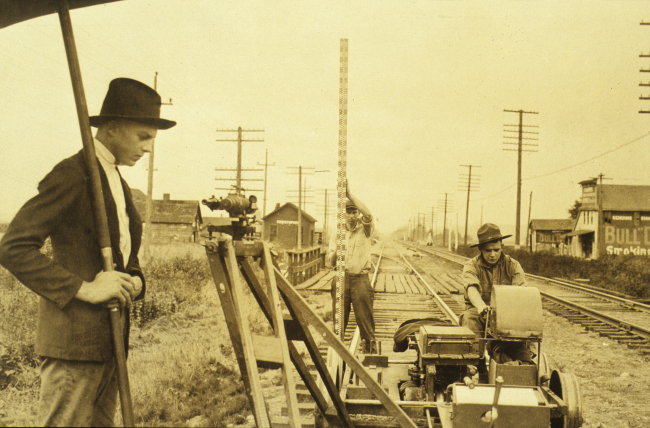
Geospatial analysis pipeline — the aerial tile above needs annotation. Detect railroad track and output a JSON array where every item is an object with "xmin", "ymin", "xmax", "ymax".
[
  {"xmin": 276, "ymin": 239, "xmax": 588, "ymax": 427},
  {"xmin": 281, "ymin": 240, "xmax": 469, "ymax": 427},
  {"xmin": 403, "ymin": 242, "xmax": 650, "ymax": 354}
]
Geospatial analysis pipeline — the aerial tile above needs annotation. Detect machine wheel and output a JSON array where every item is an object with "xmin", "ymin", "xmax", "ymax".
[
  {"xmin": 538, "ymin": 352, "xmax": 556, "ymax": 386},
  {"xmin": 549, "ymin": 370, "xmax": 583, "ymax": 428}
]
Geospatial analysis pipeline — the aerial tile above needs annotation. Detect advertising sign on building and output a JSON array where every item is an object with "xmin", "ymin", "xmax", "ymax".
[
  {"xmin": 604, "ymin": 211, "xmax": 650, "ymax": 256},
  {"xmin": 536, "ymin": 231, "xmax": 564, "ymax": 244},
  {"xmin": 581, "ymin": 186, "xmax": 596, "ymax": 208}
]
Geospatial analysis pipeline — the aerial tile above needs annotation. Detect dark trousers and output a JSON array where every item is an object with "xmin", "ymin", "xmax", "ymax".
[
  {"xmin": 331, "ymin": 272, "xmax": 376, "ymax": 352},
  {"xmin": 460, "ymin": 307, "xmax": 534, "ymax": 364},
  {"xmin": 38, "ymin": 357, "xmax": 118, "ymax": 427}
]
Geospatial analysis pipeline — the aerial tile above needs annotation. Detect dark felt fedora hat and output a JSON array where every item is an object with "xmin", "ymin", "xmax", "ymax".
[
  {"xmin": 470, "ymin": 223, "xmax": 512, "ymax": 248},
  {"xmin": 89, "ymin": 78, "xmax": 176, "ymax": 130}
]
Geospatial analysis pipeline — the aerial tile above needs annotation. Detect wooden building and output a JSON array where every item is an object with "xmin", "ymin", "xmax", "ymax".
[
  {"xmin": 134, "ymin": 193, "xmax": 202, "ymax": 245},
  {"xmin": 262, "ymin": 203, "xmax": 317, "ymax": 249},
  {"xmin": 528, "ymin": 219, "xmax": 575, "ymax": 254},
  {"xmin": 567, "ymin": 179, "xmax": 650, "ymax": 259}
]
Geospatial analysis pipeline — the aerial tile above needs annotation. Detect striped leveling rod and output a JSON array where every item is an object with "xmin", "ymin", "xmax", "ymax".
[{"xmin": 336, "ymin": 38, "xmax": 348, "ymax": 341}]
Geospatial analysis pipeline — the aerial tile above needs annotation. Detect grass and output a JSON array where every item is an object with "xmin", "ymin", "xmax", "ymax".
[
  {"xmin": 123, "ymin": 282, "xmax": 251, "ymax": 427},
  {"xmin": 0, "ymin": 245, "xmax": 274, "ymax": 427},
  {"xmin": 0, "ymin": 241, "xmax": 332, "ymax": 427},
  {"xmin": 0, "ymin": 267, "xmax": 40, "ymax": 426}
]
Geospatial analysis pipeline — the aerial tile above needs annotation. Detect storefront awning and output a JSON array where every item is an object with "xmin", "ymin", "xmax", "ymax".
[{"xmin": 563, "ymin": 229, "xmax": 594, "ymax": 237}]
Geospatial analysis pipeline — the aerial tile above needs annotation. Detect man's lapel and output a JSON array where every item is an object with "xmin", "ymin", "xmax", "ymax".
[{"xmin": 97, "ymin": 161, "xmax": 124, "ymax": 270}]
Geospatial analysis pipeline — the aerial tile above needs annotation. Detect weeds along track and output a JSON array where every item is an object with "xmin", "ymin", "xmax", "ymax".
[{"xmin": 403, "ymin": 242, "xmax": 650, "ymax": 354}]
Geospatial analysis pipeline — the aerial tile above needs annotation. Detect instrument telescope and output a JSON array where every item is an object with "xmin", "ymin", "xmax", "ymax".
[
  {"xmin": 202, "ymin": 193, "xmax": 258, "ymax": 241},
  {"xmin": 202, "ymin": 194, "xmax": 258, "ymax": 218}
]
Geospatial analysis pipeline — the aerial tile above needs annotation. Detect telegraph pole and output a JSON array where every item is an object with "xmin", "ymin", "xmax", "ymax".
[
  {"xmin": 215, "ymin": 127, "xmax": 264, "ymax": 195},
  {"xmin": 316, "ymin": 189, "xmax": 335, "ymax": 246},
  {"xmin": 525, "ymin": 191, "xmax": 533, "ymax": 249},
  {"xmin": 438, "ymin": 193, "xmax": 453, "ymax": 247},
  {"xmin": 420, "ymin": 213, "xmax": 425, "ymax": 241},
  {"xmin": 639, "ymin": 20, "xmax": 650, "ymax": 114},
  {"xmin": 286, "ymin": 166, "xmax": 315, "ymax": 249},
  {"xmin": 429, "ymin": 206, "xmax": 435, "ymax": 243},
  {"xmin": 504, "ymin": 109, "xmax": 539, "ymax": 248},
  {"xmin": 144, "ymin": 72, "xmax": 172, "ymax": 260},
  {"xmin": 257, "ymin": 149, "xmax": 275, "ymax": 217},
  {"xmin": 459, "ymin": 164, "xmax": 481, "ymax": 246},
  {"xmin": 595, "ymin": 173, "xmax": 613, "ymax": 259}
]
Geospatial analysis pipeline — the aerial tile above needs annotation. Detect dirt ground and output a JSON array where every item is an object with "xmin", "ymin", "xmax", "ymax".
[
  {"xmin": 305, "ymin": 289, "xmax": 650, "ymax": 428},
  {"xmin": 542, "ymin": 311, "xmax": 650, "ymax": 428}
]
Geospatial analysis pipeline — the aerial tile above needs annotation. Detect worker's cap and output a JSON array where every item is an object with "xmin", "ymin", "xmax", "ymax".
[
  {"xmin": 470, "ymin": 223, "xmax": 512, "ymax": 248},
  {"xmin": 345, "ymin": 198, "xmax": 357, "ymax": 210}
]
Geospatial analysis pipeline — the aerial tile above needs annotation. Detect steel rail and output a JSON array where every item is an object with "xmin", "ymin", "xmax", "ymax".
[
  {"xmin": 391, "ymin": 241, "xmax": 459, "ymax": 325},
  {"xmin": 540, "ymin": 291, "xmax": 650, "ymax": 341},
  {"xmin": 527, "ymin": 273, "xmax": 650, "ymax": 314},
  {"xmin": 405, "ymin": 242, "xmax": 650, "ymax": 342},
  {"xmin": 407, "ymin": 243, "xmax": 650, "ymax": 314}
]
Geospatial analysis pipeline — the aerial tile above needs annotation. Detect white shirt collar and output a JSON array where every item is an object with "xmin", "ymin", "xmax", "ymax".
[{"xmin": 94, "ymin": 138, "xmax": 116, "ymax": 167}]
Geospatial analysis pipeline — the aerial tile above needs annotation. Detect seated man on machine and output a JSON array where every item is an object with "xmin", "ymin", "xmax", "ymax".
[{"xmin": 460, "ymin": 223, "xmax": 534, "ymax": 365}]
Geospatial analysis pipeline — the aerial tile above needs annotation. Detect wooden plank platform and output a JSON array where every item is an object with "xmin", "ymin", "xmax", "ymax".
[
  {"xmin": 376, "ymin": 274, "xmax": 386, "ymax": 293},
  {"xmin": 295, "ymin": 270, "xmax": 335, "ymax": 291},
  {"xmin": 374, "ymin": 273, "xmax": 435, "ymax": 296},
  {"xmin": 441, "ymin": 273, "xmax": 464, "ymax": 294},
  {"xmin": 429, "ymin": 272, "xmax": 459, "ymax": 294}
]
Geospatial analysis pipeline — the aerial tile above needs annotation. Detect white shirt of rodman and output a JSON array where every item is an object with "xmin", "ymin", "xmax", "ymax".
[
  {"xmin": 328, "ymin": 216, "xmax": 374, "ymax": 274},
  {"xmin": 94, "ymin": 138, "xmax": 131, "ymax": 264}
]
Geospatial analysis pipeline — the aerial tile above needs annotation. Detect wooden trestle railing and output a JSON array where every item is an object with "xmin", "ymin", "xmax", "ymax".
[{"xmin": 286, "ymin": 246, "xmax": 323, "ymax": 286}]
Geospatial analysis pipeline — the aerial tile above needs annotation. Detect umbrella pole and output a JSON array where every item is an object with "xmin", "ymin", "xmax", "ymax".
[{"xmin": 56, "ymin": 1, "xmax": 135, "ymax": 426}]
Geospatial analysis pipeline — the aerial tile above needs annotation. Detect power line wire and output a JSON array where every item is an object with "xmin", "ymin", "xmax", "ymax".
[{"xmin": 478, "ymin": 132, "xmax": 650, "ymax": 201}]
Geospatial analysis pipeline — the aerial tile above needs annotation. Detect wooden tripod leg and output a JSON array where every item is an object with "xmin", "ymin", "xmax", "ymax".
[
  {"xmin": 259, "ymin": 243, "xmax": 302, "ymax": 426},
  {"xmin": 279, "ymin": 287, "xmax": 356, "ymax": 428},
  {"xmin": 268, "ymin": 261, "xmax": 354, "ymax": 427},
  {"xmin": 205, "ymin": 240, "xmax": 270, "ymax": 427},
  {"xmin": 239, "ymin": 260, "xmax": 331, "ymax": 418},
  {"xmin": 273, "ymin": 265, "xmax": 419, "ymax": 428}
]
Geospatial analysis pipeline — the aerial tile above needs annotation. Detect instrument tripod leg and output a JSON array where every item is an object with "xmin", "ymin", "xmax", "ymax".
[{"xmin": 205, "ymin": 238, "xmax": 270, "ymax": 427}]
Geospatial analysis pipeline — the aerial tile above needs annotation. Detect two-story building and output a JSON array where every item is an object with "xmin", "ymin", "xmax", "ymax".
[{"xmin": 567, "ymin": 179, "xmax": 650, "ymax": 259}]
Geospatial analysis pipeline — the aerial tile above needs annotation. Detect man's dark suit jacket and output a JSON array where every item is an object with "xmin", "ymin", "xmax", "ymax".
[{"xmin": 0, "ymin": 150, "xmax": 145, "ymax": 362}]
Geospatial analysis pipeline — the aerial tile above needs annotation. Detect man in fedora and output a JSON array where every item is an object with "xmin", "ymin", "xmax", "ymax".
[
  {"xmin": 460, "ymin": 223, "xmax": 533, "ymax": 368},
  {"xmin": 328, "ymin": 182, "xmax": 376, "ymax": 353},
  {"xmin": 0, "ymin": 78, "xmax": 175, "ymax": 426}
]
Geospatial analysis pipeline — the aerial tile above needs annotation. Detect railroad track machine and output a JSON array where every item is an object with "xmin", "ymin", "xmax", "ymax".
[
  {"xmin": 377, "ymin": 285, "xmax": 583, "ymax": 428},
  {"xmin": 200, "ymin": 192, "xmax": 582, "ymax": 428}
]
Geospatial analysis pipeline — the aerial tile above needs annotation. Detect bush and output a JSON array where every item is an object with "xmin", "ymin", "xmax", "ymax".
[{"xmin": 131, "ymin": 253, "xmax": 211, "ymax": 327}]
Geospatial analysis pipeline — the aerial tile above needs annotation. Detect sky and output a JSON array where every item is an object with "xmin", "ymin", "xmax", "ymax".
[{"xmin": 2, "ymin": 0, "xmax": 650, "ymax": 244}]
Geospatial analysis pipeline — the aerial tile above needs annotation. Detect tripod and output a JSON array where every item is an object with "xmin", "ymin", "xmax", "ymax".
[{"xmin": 205, "ymin": 235, "xmax": 353, "ymax": 427}]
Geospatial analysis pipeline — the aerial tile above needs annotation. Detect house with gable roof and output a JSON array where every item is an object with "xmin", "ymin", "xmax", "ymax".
[{"xmin": 133, "ymin": 192, "xmax": 202, "ymax": 245}]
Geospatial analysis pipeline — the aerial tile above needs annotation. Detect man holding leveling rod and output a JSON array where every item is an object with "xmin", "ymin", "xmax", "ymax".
[
  {"xmin": 0, "ymin": 78, "xmax": 175, "ymax": 426},
  {"xmin": 328, "ymin": 181, "xmax": 376, "ymax": 353}
]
